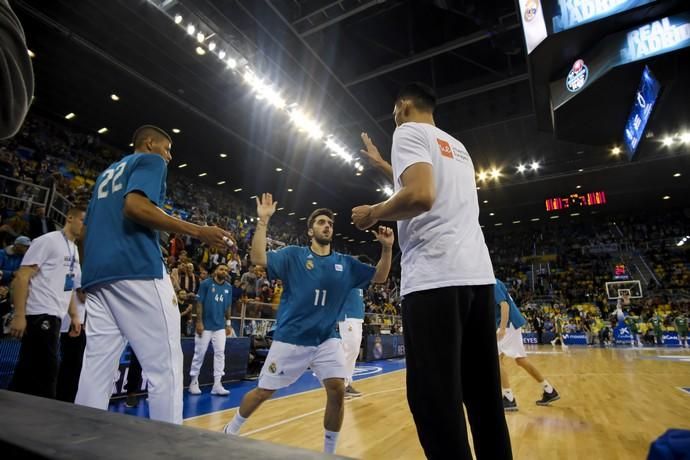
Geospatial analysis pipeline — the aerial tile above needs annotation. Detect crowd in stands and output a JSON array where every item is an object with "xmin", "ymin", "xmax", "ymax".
[{"xmin": 0, "ymin": 114, "xmax": 688, "ymax": 340}]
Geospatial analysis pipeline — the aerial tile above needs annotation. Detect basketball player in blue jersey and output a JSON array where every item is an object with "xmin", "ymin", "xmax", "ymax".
[
  {"xmin": 75, "ymin": 125, "xmax": 231, "ymax": 424},
  {"xmin": 188, "ymin": 263, "xmax": 233, "ymax": 396},
  {"xmin": 338, "ymin": 287, "xmax": 366, "ymax": 398},
  {"xmin": 224, "ymin": 193, "xmax": 393, "ymax": 455},
  {"xmin": 494, "ymin": 279, "xmax": 559, "ymax": 411}
]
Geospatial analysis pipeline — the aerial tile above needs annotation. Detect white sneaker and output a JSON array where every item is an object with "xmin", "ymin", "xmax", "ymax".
[
  {"xmin": 188, "ymin": 381, "xmax": 201, "ymax": 395},
  {"xmin": 223, "ymin": 423, "xmax": 236, "ymax": 435},
  {"xmin": 211, "ymin": 384, "xmax": 230, "ymax": 396}
]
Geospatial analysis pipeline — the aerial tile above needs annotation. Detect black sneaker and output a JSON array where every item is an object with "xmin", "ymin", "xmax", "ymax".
[
  {"xmin": 125, "ymin": 394, "xmax": 138, "ymax": 408},
  {"xmin": 536, "ymin": 389, "xmax": 560, "ymax": 406},
  {"xmin": 502, "ymin": 396, "xmax": 518, "ymax": 411},
  {"xmin": 345, "ymin": 385, "xmax": 362, "ymax": 398}
]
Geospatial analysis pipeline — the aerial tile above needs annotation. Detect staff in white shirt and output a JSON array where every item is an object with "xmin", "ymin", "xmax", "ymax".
[
  {"xmin": 8, "ymin": 206, "xmax": 85, "ymax": 399},
  {"xmin": 352, "ymin": 82, "xmax": 511, "ymax": 460}
]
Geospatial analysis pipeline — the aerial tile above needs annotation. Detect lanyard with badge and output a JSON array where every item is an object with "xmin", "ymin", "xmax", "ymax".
[{"xmin": 62, "ymin": 232, "xmax": 76, "ymax": 291}]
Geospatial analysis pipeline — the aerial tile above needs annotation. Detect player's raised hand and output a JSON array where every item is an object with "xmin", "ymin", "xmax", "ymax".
[
  {"xmin": 256, "ymin": 193, "xmax": 277, "ymax": 222},
  {"xmin": 360, "ymin": 132, "xmax": 384, "ymax": 167},
  {"xmin": 198, "ymin": 226, "xmax": 233, "ymax": 250},
  {"xmin": 352, "ymin": 205, "xmax": 377, "ymax": 230},
  {"xmin": 372, "ymin": 225, "xmax": 394, "ymax": 248}
]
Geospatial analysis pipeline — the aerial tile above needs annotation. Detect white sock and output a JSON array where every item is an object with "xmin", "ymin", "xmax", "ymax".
[
  {"xmin": 226, "ymin": 413, "xmax": 247, "ymax": 435},
  {"xmin": 214, "ymin": 376, "xmax": 222, "ymax": 385},
  {"xmin": 502, "ymin": 388, "xmax": 514, "ymax": 402},
  {"xmin": 190, "ymin": 375, "xmax": 198, "ymax": 385},
  {"xmin": 324, "ymin": 430, "xmax": 339, "ymax": 454},
  {"xmin": 542, "ymin": 380, "xmax": 554, "ymax": 393}
]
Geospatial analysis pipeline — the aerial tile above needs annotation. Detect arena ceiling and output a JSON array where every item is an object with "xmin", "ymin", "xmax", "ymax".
[{"xmin": 13, "ymin": 0, "xmax": 690, "ymax": 245}]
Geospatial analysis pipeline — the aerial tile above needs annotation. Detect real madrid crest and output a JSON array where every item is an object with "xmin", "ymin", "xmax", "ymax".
[
  {"xmin": 268, "ymin": 362, "xmax": 277, "ymax": 373},
  {"xmin": 212, "ymin": 287, "xmax": 216, "ymax": 293},
  {"xmin": 306, "ymin": 260, "xmax": 314, "ymax": 270}
]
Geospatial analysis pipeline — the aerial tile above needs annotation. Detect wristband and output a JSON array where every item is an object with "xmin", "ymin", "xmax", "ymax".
[{"xmin": 226, "ymin": 320, "xmax": 232, "ymax": 327}]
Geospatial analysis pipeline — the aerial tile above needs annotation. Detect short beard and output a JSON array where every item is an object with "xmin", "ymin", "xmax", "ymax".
[{"xmin": 313, "ymin": 235, "xmax": 332, "ymax": 246}]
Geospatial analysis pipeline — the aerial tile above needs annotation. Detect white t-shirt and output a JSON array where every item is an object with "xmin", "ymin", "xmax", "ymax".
[
  {"xmin": 391, "ymin": 122, "xmax": 494, "ymax": 296},
  {"xmin": 21, "ymin": 231, "xmax": 81, "ymax": 318}
]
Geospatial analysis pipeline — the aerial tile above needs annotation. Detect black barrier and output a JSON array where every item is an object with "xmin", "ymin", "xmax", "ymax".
[
  {"xmin": 362, "ymin": 334, "xmax": 405, "ymax": 361},
  {"xmin": 0, "ymin": 337, "xmax": 250, "ymax": 395}
]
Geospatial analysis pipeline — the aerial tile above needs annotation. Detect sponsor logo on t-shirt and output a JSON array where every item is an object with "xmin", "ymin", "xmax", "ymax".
[
  {"xmin": 334, "ymin": 264, "xmax": 343, "ymax": 272},
  {"xmin": 436, "ymin": 139, "xmax": 453, "ymax": 159}
]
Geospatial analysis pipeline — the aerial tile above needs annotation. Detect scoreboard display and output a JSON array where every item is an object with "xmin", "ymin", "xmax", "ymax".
[{"xmin": 545, "ymin": 191, "xmax": 607, "ymax": 211}]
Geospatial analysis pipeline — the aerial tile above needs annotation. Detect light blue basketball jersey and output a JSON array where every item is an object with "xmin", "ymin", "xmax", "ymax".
[
  {"xmin": 197, "ymin": 278, "xmax": 233, "ymax": 331},
  {"xmin": 82, "ymin": 153, "xmax": 167, "ymax": 289},
  {"xmin": 339, "ymin": 288, "xmax": 365, "ymax": 321},
  {"xmin": 494, "ymin": 279, "xmax": 526, "ymax": 329},
  {"xmin": 267, "ymin": 246, "xmax": 376, "ymax": 346}
]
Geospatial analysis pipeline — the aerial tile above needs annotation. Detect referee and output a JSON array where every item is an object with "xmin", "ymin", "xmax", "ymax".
[
  {"xmin": 352, "ymin": 82, "xmax": 511, "ymax": 459},
  {"xmin": 8, "ymin": 207, "xmax": 85, "ymax": 398}
]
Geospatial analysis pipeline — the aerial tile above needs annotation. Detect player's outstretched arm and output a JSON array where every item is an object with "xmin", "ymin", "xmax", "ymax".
[
  {"xmin": 123, "ymin": 192, "xmax": 233, "ymax": 249},
  {"xmin": 250, "ymin": 193, "xmax": 277, "ymax": 267},
  {"xmin": 371, "ymin": 226, "xmax": 394, "ymax": 284}
]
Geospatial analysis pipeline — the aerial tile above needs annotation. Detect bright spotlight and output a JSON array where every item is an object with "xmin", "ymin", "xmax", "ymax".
[
  {"xmin": 218, "ymin": 50, "xmax": 226, "ymax": 60},
  {"xmin": 680, "ymin": 132, "xmax": 690, "ymax": 143},
  {"xmin": 490, "ymin": 168, "xmax": 501, "ymax": 179},
  {"xmin": 195, "ymin": 46, "xmax": 206, "ymax": 55},
  {"xmin": 208, "ymin": 42, "xmax": 216, "ymax": 51},
  {"xmin": 517, "ymin": 164, "xmax": 526, "ymax": 173},
  {"xmin": 663, "ymin": 136, "xmax": 674, "ymax": 146},
  {"xmin": 186, "ymin": 24, "xmax": 195, "ymax": 36},
  {"xmin": 227, "ymin": 58, "xmax": 237, "ymax": 69},
  {"xmin": 196, "ymin": 32, "xmax": 205, "ymax": 43},
  {"xmin": 477, "ymin": 171, "xmax": 488, "ymax": 182},
  {"xmin": 530, "ymin": 161, "xmax": 540, "ymax": 171},
  {"xmin": 174, "ymin": 14, "xmax": 183, "ymax": 24},
  {"xmin": 611, "ymin": 147, "xmax": 621, "ymax": 155}
]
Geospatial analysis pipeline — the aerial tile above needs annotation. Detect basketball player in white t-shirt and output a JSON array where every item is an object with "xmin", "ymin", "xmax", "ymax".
[{"xmin": 353, "ymin": 82, "xmax": 510, "ymax": 460}]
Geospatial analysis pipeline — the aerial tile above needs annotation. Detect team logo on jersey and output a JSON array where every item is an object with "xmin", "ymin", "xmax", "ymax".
[
  {"xmin": 524, "ymin": 0, "xmax": 539, "ymax": 22},
  {"xmin": 212, "ymin": 287, "xmax": 216, "ymax": 293},
  {"xmin": 566, "ymin": 59, "xmax": 588, "ymax": 92},
  {"xmin": 306, "ymin": 260, "xmax": 314, "ymax": 270},
  {"xmin": 334, "ymin": 264, "xmax": 343, "ymax": 272},
  {"xmin": 436, "ymin": 139, "xmax": 453, "ymax": 159},
  {"xmin": 268, "ymin": 362, "xmax": 277, "ymax": 373}
]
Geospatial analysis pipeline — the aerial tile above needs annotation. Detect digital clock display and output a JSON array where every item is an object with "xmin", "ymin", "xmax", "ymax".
[{"xmin": 545, "ymin": 191, "xmax": 607, "ymax": 211}]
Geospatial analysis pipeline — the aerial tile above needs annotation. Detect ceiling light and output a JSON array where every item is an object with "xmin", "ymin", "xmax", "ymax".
[
  {"xmin": 129, "ymin": 143, "xmax": 133, "ymax": 147},
  {"xmin": 174, "ymin": 14, "xmax": 183, "ymax": 24},
  {"xmin": 172, "ymin": 128, "xmax": 181, "ymax": 134},
  {"xmin": 233, "ymin": 188, "xmax": 242, "ymax": 192},
  {"xmin": 530, "ymin": 161, "xmax": 540, "ymax": 171},
  {"xmin": 576, "ymin": 185, "xmax": 581, "ymax": 189},
  {"xmin": 110, "ymin": 94, "xmax": 120, "ymax": 101},
  {"xmin": 288, "ymin": 212, "xmax": 295, "ymax": 216},
  {"xmin": 550, "ymin": 215, "xmax": 559, "ymax": 219},
  {"xmin": 250, "ymin": 195, "xmax": 257, "ymax": 199},
  {"xmin": 287, "ymin": 188, "xmax": 293, "ymax": 192},
  {"xmin": 680, "ymin": 132, "xmax": 690, "ymax": 143},
  {"xmin": 570, "ymin": 213, "xmax": 580, "ymax": 216},
  {"xmin": 198, "ymin": 172, "xmax": 207, "ymax": 177},
  {"xmin": 208, "ymin": 42, "xmax": 216, "ymax": 51},
  {"xmin": 673, "ymin": 172, "xmax": 681, "ymax": 177},
  {"xmin": 275, "ymin": 167, "xmax": 283, "ymax": 172},
  {"xmin": 611, "ymin": 146, "xmax": 621, "ymax": 155},
  {"xmin": 663, "ymin": 136, "xmax": 674, "ymax": 146},
  {"xmin": 216, "ymin": 181, "xmax": 226, "ymax": 185},
  {"xmin": 483, "ymin": 200, "xmax": 488, "ymax": 204},
  {"xmin": 663, "ymin": 195, "xmax": 670, "ymax": 200},
  {"xmin": 196, "ymin": 46, "xmax": 206, "ymax": 55},
  {"xmin": 227, "ymin": 58, "xmax": 237, "ymax": 69},
  {"xmin": 494, "ymin": 223, "xmax": 503, "ymax": 226},
  {"xmin": 277, "ymin": 207, "xmax": 284, "ymax": 211},
  {"xmin": 517, "ymin": 164, "xmax": 526, "ymax": 173},
  {"xmin": 28, "ymin": 49, "xmax": 35, "ymax": 58},
  {"xmin": 489, "ymin": 212, "xmax": 495, "ymax": 216},
  {"xmin": 578, "ymin": 168, "xmax": 584, "ymax": 172},
  {"xmin": 218, "ymin": 50, "xmax": 226, "ymax": 60},
  {"xmin": 477, "ymin": 171, "xmax": 487, "ymax": 182},
  {"xmin": 333, "ymin": 212, "xmax": 338, "ymax": 216},
  {"xmin": 219, "ymin": 153, "xmax": 227, "ymax": 158},
  {"xmin": 64, "ymin": 113, "xmax": 75, "ymax": 120},
  {"xmin": 476, "ymin": 186, "xmax": 481, "ymax": 190},
  {"xmin": 376, "ymin": 188, "xmax": 381, "ymax": 192},
  {"xmin": 512, "ymin": 220, "xmax": 521, "ymax": 224},
  {"xmin": 531, "ymin": 217, "xmax": 540, "ymax": 222},
  {"xmin": 299, "ymin": 217, "xmax": 306, "ymax": 221},
  {"xmin": 355, "ymin": 172, "xmax": 362, "ymax": 176},
  {"xmin": 196, "ymin": 32, "xmax": 205, "ymax": 43},
  {"xmin": 490, "ymin": 168, "xmax": 501, "ymax": 179},
  {"xmin": 178, "ymin": 163, "xmax": 187, "ymax": 168},
  {"xmin": 186, "ymin": 24, "xmax": 195, "ymax": 36},
  {"xmin": 312, "ymin": 201, "xmax": 317, "ymax": 205},
  {"xmin": 97, "ymin": 127, "xmax": 108, "ymax": 134}
]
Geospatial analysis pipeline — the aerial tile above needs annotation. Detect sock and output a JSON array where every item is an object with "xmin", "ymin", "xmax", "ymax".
[
  {"xmin": 502, "ymin": 389, "xmax": 514, "ymax": 401},
  {"xmin": 542, "ymin": 380, "xmax": 554, "ymax": 393},
  {"xmin": 190, "ymin": 375, "xmax": 198, "ymax": 385},
  {"xmin": 214, "ymin": 375, "xmax": 222, "ymax": 385},
  {"xmin": 226, "ymin": 413, "xmax": 247, "ymax": 435},
  {"xmin": 324, "ymin": 430, "xmax": 339, "ymax": 454}
]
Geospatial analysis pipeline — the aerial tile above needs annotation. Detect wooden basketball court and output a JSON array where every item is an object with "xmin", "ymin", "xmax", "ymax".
[{"xmin": 186, "ymin": 347, "xmax": 690, "ymax": 459}]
